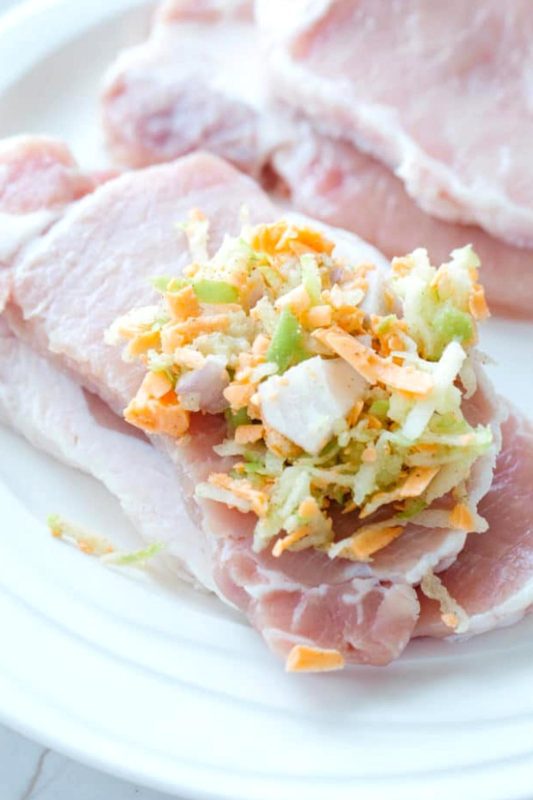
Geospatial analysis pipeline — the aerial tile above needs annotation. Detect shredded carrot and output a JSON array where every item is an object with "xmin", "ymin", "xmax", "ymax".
[
  {"xmin": 139, "ymin": 371, "xmax": 173, "ymax": 399},
  {"xmin": 298, "ymin": 497, "xmax": 321, "ymax": 519},
  {"xmin": 275, "ymin": 284, "xmax": 311, "ymax": 316},
  {"xmin": 286, "ymin": 645, "xmax": 344, "ymax": 673},
  {"xmin": 469, "ymin": 284, "xmax": 490, "ymax": 321},
  {"xmin": 127, "ymin": 329, "xmax": 161, "ymax": 357},
  {"xmin": 304, "ymin": 304, "xmax": 333, "ymax": 328},
  {"xmin": 124, "ymin": 395, "xmax": 190, "ymax": 438},
  {"xmin": 272, "ymin": 526, "xmax": 310, "ymax": 557},
  {"xmin": 360, "ymin": 466, "xmax": 439, "ymax": 519},
  {"xmin": 234, "ymin": 424, "xmax": 264, "ymax": 444},
  {"xmin": 252, "ymin": 334, "xmax": 271, "ymax": 356},
  {"xmin": 449, "ymin": 502, "xmax": 476, "ymax": 531},
  {"xmin": 250, "ymin": 221, "xmax": 334, "ymax": 257},
  {"xmin": 166, "ymin": 284, "xmax": 200, "ymax": 321},
  {"xmin": 338, "ymin": 525, "xmax": 404, "ymax": 561},
  {"xmin": 264, "ymin": 425, "xmax": 301, "ymax": 458},
  {"xmin": 208, "ymin": 473, "xmax": 268, "ymax": 517},
  {"xmin": 313, "ymin": 326, "xmax": 433, "ymax": 396},
  {"xmin": 173, "ymin": 313, "xmax": 229, "ymax": 342},
  {"xmin": 347, "ymin": 400, "xmax": 364, "ymax": 427},
  {"xmin": 223, "ymin": 383, "xmax": 256, "ymax": 411},
  {"xmin": 402, "ymin": 466, "xmax": 440, "ymax": 496}
]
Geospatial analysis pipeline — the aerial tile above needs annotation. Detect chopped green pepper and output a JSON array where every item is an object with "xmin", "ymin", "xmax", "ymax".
[
  {"xmin": 267, "ymin": 309, "xmax": 309, "ymax": 372},
  {"xmin": 193, "ymin": 280, "xmax": 239, "ymax": 304}
]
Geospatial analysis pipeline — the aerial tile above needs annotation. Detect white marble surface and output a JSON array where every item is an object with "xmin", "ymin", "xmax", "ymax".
[
  {"xmin": 0, "ymin": 0, "xmax": 177, "ymax": 794},
  {"xmin": 0, "ymin": 724, "xmax": 174, "ymax": 799}
]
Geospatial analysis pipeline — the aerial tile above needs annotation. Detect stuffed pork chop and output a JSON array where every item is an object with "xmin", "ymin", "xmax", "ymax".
[{"xmin": 0, "ymin": 141, "xmax": 526, "ymax": 671}]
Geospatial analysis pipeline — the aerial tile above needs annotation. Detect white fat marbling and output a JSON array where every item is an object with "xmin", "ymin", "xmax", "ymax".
[{"xmin": 0, "ymin": 724, "xmax": 175, "ymax": 800}]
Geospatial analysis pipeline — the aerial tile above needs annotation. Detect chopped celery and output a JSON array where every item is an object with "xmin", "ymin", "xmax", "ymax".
[
  {"xmin": 397, "ymin": 498, "xmax": 428, "ymax": 519},
  {"xmin": 369, "ymin": 398, "xmax": 390, "ymax": 420},
  {"xmin": 193, "ymin": 279, "xmax": 239, "ymax": 304},
  {"xmin": 374, "ymin": 314, "xmax": 399, "ymax": 335},
  {"xmin": 433, "ymin": 306, "xmax": 474, "ymax": 352},
  {"xmin": 151, "ymin": 275, "xmax": 188, "ymax": 293},
  {"xmin": 430, "ymin": 412, "xmax": 469, "ymax": 436},
  {"xmin": 103, "ymin": 542, "xmax": 164, "ymax": 566},
  {"xmin": 267, "ymin": 309, "xmax": 308, "ymax": 373},
  {"xmin": 301, "ymin": 255, "xmax": 322, "ymax": 304},
  {"xmin": 225, "ymin": 407, "xmax": 251, "ymax": 430}
]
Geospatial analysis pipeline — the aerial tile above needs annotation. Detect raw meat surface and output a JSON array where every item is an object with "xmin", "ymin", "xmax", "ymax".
[
  {"xmin": 0, "ymin": 136, "xmax": 116, "ymax": 307},
  {"xmin": 273, "ymin": 130, "xmax": 533, "ymax": 319},
  {"xmin": 0, "ymin": 146, "xmax": 424, "ymax": 665},
  {"xmin": 5, "ymin": 152, "xmax": 274, "ymax": 412},
  {"xmin": 416, "ymin": 412, "xmax": 533, "ymax": 639},
  {"xmin": 0, "ymin": 143, "xmax": 508, "ymax": 665},
  {"xmin": 0, "ymin": 135, "xmax": 108, "ymax": 214},
  {"xmin": 0, "ymin": 325, "xmax": 214, "ymax": 590},
  {"xmin": 101, "ymin": 0, "xmax": 280, "ymax": 176},
  {"xmin": 258, "ymin": 0, "xmax": 533, "ymax": 248},
  {"xmin": 101, "ymin": 4, "xmax": 533, "ymax": 318}
]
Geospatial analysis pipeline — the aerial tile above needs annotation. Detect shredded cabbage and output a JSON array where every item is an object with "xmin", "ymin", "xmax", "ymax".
[{"xmin": 110, "ymin": 217, "xmax": 493, "ymax": 561}]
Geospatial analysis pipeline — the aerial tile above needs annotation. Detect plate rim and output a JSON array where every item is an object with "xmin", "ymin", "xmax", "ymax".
[{"xmin": 1, "ymin": 2, "xmax": 533, "ymax": 799}]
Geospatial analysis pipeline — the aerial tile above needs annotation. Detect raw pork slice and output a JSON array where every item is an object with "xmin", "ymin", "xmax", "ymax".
[
  {"xmin": 272, "ymin": 129, "xmax": 533, "ymax": 319},
  {"xmin": 0, "ymin": 144, "xmax": 504, "ymax": 666},
  {"xmin": 0, "ymin": 323, "xmax": 213, "ymax": 590},
  {"xmin": 101, "ymin": 3, "xmax": 532, "ymax": 318},
  {"xmin": 0, "ymin": 135, "xmax": 115, "ymax": 306},
  {"xmin": 2, "ymin": 148, "xmax": 424, "ymax": 665},
  {"xmin": 0, "ymin": 323, "xmax": 418, "ymax": 665},
  {"xmin": 101, "ymin": 0, "xmax": 280, "ymax": 177},
  {"xmin": 258, "ymin": 0, "xmax": 533, "ymax": 248},
  {"xmin": 416, "ymin": 412, "xmax": 533, "ymax": 639}
]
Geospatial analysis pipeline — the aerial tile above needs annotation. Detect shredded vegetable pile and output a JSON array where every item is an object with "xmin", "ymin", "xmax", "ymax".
[{"xmin": 109, "ymin": 213, "xmax": 492, "ymax": 563}]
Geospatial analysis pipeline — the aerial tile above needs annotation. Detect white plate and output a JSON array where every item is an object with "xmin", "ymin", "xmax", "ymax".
[{"xmin": 1, "ymin": 2, "xmax": 533, "ymax": 799}]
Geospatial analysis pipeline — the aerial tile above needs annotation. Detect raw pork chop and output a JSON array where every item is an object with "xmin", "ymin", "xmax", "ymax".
[
  {"xmin": 101, "ymin": 3, "xmax": 533, "ymax": 318},
  {"xmin": 101, "ymin": 0, "xmax": 278, "ymax": 177},
  {"xmin": 272, "ymin": 130, "xmax": 533, "ymax": 319},
  {"xmin": 416, "ymin": 412, "xmax": 533, "ymax": 639},
  {"xmin": 0, "ymin": 323, "xmax": 213, "ymax": 590},
  {"xmin": 0, "ymin": 144, "xmax": 508, "ymax": 666},
  {"xmin": 2, "ymin": 328, "xmax": 530, "ymax": 661},
  {"xmin": 2, "ymin": 148, "xmax": 424, "ymax": 665},
  {"xmin": 258, "ymin": 0, "xmax": 533, "ymax": 248},
  {"xmin": 0, "ymin": 136, "xmax": 115, "ymax": 306},
  {"xmin": 0, "ymin": 144, "xmax": 468, "ymax": 666},
  {"xmin": 0, "ymin": 322, "xmax": 418, "ymax": 665}
]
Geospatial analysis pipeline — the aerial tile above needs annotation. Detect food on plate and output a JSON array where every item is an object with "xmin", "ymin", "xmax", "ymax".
[
  {"xmin": 258, "ymin": 0, "xmax": 533, "ymax": 248},
  {"xmin": 0, "ymin": 323, "xmax": 213, "ymax": 588},
  {"xmin": 2, "ymin": 135, "xmax": 531, "ymax": 671},
  {"xmin": 416, "ymin": 412, "xmax": 533, "ymax": 638},
  {"xmin": 112, "ymin": 215, "xmax": 493, "ymax": 573},
  {"xmin": 100, "ymin": 0, "xmax": 533, "ymax": 318},
  {"xmin": 271, "ymin": 129, "xmax": 533, "ymax": 320},
  {"xmin": 101, "ymin": 0, "xmax": 270, "ymax": 176}
]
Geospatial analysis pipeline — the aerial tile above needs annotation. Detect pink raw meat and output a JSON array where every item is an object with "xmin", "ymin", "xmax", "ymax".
[
  {"xmin": 100, "ymin": 3, "xmax": 533, "ymax": 318},
  {"xmin": 0, "ymin": 145, "xmax": 417, "ymax": 665},
  {"xmin": 0, "ymin": 142, "xmax": 506, "ymax": 666},
  {"xmin": 0, "ymin": 324, "xmax": 213, "ymax": 590},
  {"xmin": 0, "ymin": 135, "xmax": 110, "ymax": 214},
  {"xmin": 416, "ymin": 412, "xmax": 533, "ymax": 639},
  {"xmin": 259, "ymin": 0, "xmax": 533, "ymax": 248},
  {"xmin": 101, "ymin": 0, "xmax": 275, "ymax": 177},
  {"xmin": 272, "ymin": 130, "xmax": 533, "ymax": 319},
  {"xmin": 0, "ymin": 136, "xmax": 116, "ymax": 310}
]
